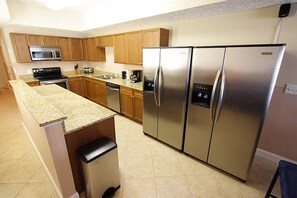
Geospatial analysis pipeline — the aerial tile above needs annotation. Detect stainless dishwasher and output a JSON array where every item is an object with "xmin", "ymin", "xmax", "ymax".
[{"xmin": 106, "ymin": 82, "xmax": 121, "ymax": 113}]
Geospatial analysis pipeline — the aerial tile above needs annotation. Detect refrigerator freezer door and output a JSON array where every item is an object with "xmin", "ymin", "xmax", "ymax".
[
  {"xmin": 157, "ymin": 48, "xmax": 192, "ymax": 150},
  {"xmin": 143, "ymin": 48, "xmax": 161, "ymax": 138},
  {"xmin": 184, "ymin": 48, "xmax": 225, "ymax": 161},
  {"xmin": 208, "ymin": 46, "xmax": 284, "ymax": 180}
]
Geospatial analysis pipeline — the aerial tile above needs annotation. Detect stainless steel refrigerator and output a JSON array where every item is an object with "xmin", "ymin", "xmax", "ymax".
[
  {"xmin": 184, "ymin": 45, "xmax": 285, "ymax": 180},
  {"xmin": 142, "ymin": 47, "xmax": 192, "ymax": 150}
]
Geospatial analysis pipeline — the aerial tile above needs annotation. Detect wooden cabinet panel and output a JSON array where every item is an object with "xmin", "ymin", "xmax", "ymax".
[
  {"xmin": 59, "ymin": 37, "xmax": 72, "ymax": 61},
  {"xmin": 43, "ymin": 36, "xmax": 59, "ymax": 46},
  {"xmin": 82, "ymin": 39, "xmax": 89, "ymax": 61},
  {"xmin": 113, "ymin": 33, "xmax": 127, "ymax": 63},
  {"xmin": 89, "ymin": 38, "xmax": 97, "ymax": 61},
  {"xmin": 127, "ymin": 31, "xmax": 142, "ymax": 65},
  {"xmin": 98, "ymin": 81, "xmax": 107, "ymax": 107},
  {"xmin": 27, "ymin": 34, "xmax": 59, "ymax": 46},
  {"xmin": 69, "ymin": 77, "xmax": 84, "ymax": 96},
  {"xmin": 27, "ymin": 34, "xmax": 43, "ymax": 46},
  {"xmin": 102, "ymin": 35, "xmax": 113, "ymax": 46},
  {"xmin": 83, "ymin": 38, "xmax": 106, "ymax": 61},
  {"xmin": 120, "ymin": 86, "xmax": 143, "ymax": 123},
  {"xmin": 82, "ymin": 77, "xmax": 107, "ymax": 106},
  {"xmin": 120, "ymin": 87, "xmax": 133, "ymax": 119},
  {"xmin": 142, "ymin": 28, "xmax": 169, "ymax": 48},
  {"xmin": 85, "ymin": 79, "xmax": 95, "ymax": 100},
  {"xmin": 10, "ymin": 33, "xmax": 31, "ymax": 63},
  {"xmin": 133, "ymin": 90, "xmax": 143, "ymax": 123},
  {"xmin": 26, "ymin": 81, "xmax": 40, "ymax": 87},
  {"xmin": 59, "ymin": 37, "xmax": 84, "ymax": 61},
  {"xmin": 96, "ymin": 35, "xmax": 113, "ymax": 47},
  {"xmin": 71, "ymin": 38, "xmax": 84, "ymax": 61}
]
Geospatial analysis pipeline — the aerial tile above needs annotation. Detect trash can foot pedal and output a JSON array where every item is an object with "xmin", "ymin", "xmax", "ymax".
[{"xmin": 102, "ymin": 185, "xmax": 120, "ymax": 198}]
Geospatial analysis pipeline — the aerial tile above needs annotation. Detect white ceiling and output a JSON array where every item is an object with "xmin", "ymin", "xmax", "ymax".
[{"xmin": 1, "ymin": 0, "xmax": 297, "ymax": 34}]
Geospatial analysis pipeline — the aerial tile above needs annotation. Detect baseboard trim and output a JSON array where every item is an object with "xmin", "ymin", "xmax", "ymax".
[
  {"xmin": 256, "ymin": 148, "xmax": 297, "ymax": 164},
  {"xmin": 22, "ymin": 122, "xmax": 64, "ymax": 198}
]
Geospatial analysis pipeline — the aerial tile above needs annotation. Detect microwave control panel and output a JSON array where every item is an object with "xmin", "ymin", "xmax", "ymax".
[{"xmin": 191, "ymin": 83, "xmax": 213, "ymax": 108}]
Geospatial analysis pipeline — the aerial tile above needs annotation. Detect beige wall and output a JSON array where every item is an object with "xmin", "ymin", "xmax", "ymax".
[{"xmin": 2, "ymin": 5, "xmax": 297, "ymax": 161}]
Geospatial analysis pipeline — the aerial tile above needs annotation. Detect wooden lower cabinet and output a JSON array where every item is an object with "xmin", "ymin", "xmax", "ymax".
[
  {"xmin": 69, "ymin": 77, "xmax": 84, "ymax": 96},
  {"xmin": 82, "ymin": 77, "xmax": 107, "ymax": 106},
  {"xmin": 120, "ymin": 87, "xmax": 133, "ymax": 119},
  {"xmin": 120, "ymin": 86, "xmax": 143, "ymax": 123},
  {"xmin": 97, "ymin": 81, "xmax": 107, "ymax": 107},
  {"xmin": 133, "ymin": 90, "xmax": 143, "ymax": 123}
]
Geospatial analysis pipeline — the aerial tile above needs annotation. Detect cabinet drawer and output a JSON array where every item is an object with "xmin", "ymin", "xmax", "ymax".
[{"xmin": 120, "ymin": 86, "xmax": 132, "ymax": 94}]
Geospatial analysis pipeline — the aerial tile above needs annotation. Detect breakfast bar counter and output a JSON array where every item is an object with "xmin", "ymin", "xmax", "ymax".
[{"xmin": 9, "ymin": 80, "xmax": 117, "ymax": 196}]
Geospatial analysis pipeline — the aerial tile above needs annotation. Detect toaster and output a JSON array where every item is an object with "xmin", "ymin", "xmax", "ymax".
[{"xmin": 83, "ymin": 67, "xmax": 94, "ymax": 74}]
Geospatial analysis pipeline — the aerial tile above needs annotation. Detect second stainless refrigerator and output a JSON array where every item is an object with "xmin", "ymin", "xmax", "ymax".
[
  {"xmin": 184, "ymin": 45, "xmax": 285, "ymax": 180},
  {"xmin": 143, "ymin": 47, "xmax": 192, "ymax": 150}
]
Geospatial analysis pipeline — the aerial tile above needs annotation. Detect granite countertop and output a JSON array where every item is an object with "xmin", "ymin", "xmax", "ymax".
[
  {"xmin": 18, "ymin": 74, "xmax": 39, "ymax": 83},
  {"xmin": 18, "ymin": 70, "xmax": 143, "ymax": 91},
  {"xmin": 9, "ymin": 80, "xmax": 116, "ymax": 134}
]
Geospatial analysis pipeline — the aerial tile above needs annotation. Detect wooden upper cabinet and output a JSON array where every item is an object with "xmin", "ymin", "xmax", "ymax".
[
  {"xmin": 59, "ymin": 37, "xmax": 72, "ymax": 61},
  {"xmin": 127, "ymin": 31, "xmax": 142, "ymax": 65},
  {"xmin": 71, "ymin": 38, "xmax": 84, "ymax": 61},
  {"xmin": 59, "ymin": 37, "xmax": 84, "ymax": 61},
  {"xmin": 82, "ymin": 38, "xmax": 105, "ymax": 61},
  {"xmin": 10, "ymin": 33, "xmax": 32, "ymax": 63},
  {"xmin": 82, "ymin": 38, "xmax": 89, "ymax": 61},
  {"xmin": 89, "ymin": 38, "xmax": 97, "ymax": 61},
  {"xmin": 43, "ymin": 36, "xmax": 59, "ymax": 46},
  {"xmin": 113, "ymin": 33, "xmax": 127, "ymax": 64},
  {"xmin": 142, "ymin": 28, "xmax": 169, "ymax": 48},
  {"xmin": 96, "ymin": 35, "xmax": 113, "ymax": 47},
  {"xmin": 26, "ymin": 34, "xmax": 43, "ymax": 46},
  {"xmin": 27, "ymin": 34, "xmax": 59, "ymax": 46}
]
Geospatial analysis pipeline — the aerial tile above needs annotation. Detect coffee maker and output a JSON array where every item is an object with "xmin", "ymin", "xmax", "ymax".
[{"xmin": 130, "ymin": 70, "xmax": 142, "ymax": 83}]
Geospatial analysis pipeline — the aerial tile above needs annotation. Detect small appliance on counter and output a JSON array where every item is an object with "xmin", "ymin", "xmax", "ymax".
[
  {"xmin": 130, "ymin": 70, "xmax": 142, "ymax": 83},
  {"xmin": 121, "ymin": 71, "xmax": 127, "ymax": 79},
  {"xmin": 83, "ymin": 67, "xmax": 94, "ymax": 74}
]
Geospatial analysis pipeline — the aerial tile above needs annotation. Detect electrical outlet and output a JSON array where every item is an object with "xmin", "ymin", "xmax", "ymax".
[{"xmin": 284, "ymin": 84, "xmax": 297, "ymax": 95}]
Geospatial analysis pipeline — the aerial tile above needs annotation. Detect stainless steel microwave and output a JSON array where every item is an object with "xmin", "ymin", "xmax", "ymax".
[{"xmin": 29, "ymin": 46, "xmax": 62, "ymax": 61}]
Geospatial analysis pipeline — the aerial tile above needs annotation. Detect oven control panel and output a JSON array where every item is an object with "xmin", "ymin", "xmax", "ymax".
[{"xmin": 191, "ymin": 83, "xmax": 213, "ymax": 108}]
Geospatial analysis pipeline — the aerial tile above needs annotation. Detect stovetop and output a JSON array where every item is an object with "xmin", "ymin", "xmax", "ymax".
[{"xmin": 32, "ymin": 67, "xmax": 68, "ymax": 81}]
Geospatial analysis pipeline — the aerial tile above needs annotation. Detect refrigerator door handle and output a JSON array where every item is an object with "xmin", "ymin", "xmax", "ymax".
[
  {"xmin": 210, "ymin": 69, "xmax": 222, "ymax": 122},
  {"xmin": 214, "ymin": 69, "xmax": 226, "ymax": 123},
  {"xmin": 153, "ymin": 67, "xmax": 160, "ymax": 106},
  {"xmin": 158, "ymin": 66, "xmax": 163, "ymax": 106}
]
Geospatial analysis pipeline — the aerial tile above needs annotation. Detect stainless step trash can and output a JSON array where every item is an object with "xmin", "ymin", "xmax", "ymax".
[{"xmin": 77, "ymin": 137, "xmax": 120, "ymax": 198}]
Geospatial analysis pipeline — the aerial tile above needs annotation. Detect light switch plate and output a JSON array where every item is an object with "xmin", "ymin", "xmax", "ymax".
[{"xmin": 285, "ymin": 84, "xmax": 297, "ymax": 95}]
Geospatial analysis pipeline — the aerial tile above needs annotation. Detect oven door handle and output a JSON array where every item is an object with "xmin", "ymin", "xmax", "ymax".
[{"xmin": 40, "ymin": 79, "xmax": 68, "ymax": 84}]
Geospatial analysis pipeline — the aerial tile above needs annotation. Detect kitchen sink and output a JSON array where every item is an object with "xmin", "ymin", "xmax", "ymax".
[{"xmin": 94, "ymin": 74, "xmax": 117, "ymax": 80}]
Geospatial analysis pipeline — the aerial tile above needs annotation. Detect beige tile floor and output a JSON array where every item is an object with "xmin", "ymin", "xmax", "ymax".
[{"xmin": 0, "ymin": 88, "xmax": 281, "ymax": 198}]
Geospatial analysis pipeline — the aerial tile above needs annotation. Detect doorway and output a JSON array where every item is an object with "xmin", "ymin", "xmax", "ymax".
[{"xmin": 0, "ymin": 38, "xmax": 12, "ymax": 94}]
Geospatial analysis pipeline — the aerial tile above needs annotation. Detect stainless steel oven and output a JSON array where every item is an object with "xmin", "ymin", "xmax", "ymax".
[
  {"xmin": 32, "ymin": 67, "xmax": 69, "ymax": 90},
  {"xmin": 39, "ymin": 78, "xmax": 69, "ymax": 89}
]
